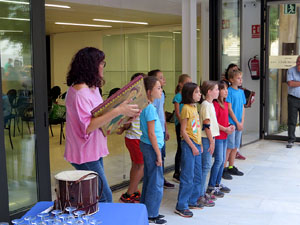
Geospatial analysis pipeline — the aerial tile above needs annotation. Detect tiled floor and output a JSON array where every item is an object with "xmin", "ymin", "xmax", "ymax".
[{"xmin": 113, "ymin": 139, "xmax": 300, "ymax": 225}]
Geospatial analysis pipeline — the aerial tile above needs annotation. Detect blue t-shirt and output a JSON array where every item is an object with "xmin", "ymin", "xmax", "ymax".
[
  {"xmin": 153, "ymin": 91, "xmax": 165, "ymax": 132},
  {"xmin": 226, "ymin": 87, "xmax": 246, "ymax": 126},
  {"xmin": 287, "ymin": 66, "xmax": 300, "ymax": 98},
  {"xmin": 140, "ymin": 103, "xmax": 164, "ymax": 148},
  {"xmin": 172, "ymin": 93, "xmax": 184, "ymax": 125}
]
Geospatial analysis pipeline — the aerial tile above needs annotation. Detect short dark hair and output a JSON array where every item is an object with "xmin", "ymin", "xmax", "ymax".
[
  {"xmin": 181, "ymin": 83, "xmax": 199, "ymax": 104},
  {"xmin": 144, "ymin": 76, "xmax": 158, "ymax": 92},
  {"xmin": 131, "ymin": 73, "xmax": 147, "ymax": 81},
  {"xmin": 108, "ymin": 88, "xmax": 120, "ymax": 98},
  {"xmin": 67, "ymin": 47, "xmax": 105, "ymax": 88},
  {"xmin": 225, "ymin": 63, "xmax": 240, "ymax": 80},
  {"xmin": 148, "ymin": 69, "xmax": 161, "ymax": 77}
]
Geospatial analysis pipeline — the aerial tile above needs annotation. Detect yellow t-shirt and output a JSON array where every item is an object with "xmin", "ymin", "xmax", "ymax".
[
  {"xmin": 200, "ymin": 100, "xmax": 220, "ymax": 138},
  {"xmin": 180, "ymin": 104, "xmax": 202, "ymax": 145}
]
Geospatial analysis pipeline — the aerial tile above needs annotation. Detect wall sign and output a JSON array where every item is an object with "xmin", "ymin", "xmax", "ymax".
[
  {"xmin": 269, "ymin": 55, "xmax": 298, "ymax": 69},
  {"xmin": 252, "ymin": 25, "xmax": 260, "ymax": 38},
  {"xmin": 284, "ymin": 4, "xmax": 296, "ymax": 14}
]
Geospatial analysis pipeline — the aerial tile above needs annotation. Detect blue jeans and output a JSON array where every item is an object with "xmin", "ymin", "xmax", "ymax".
[
  {"xmin": 140, "ymin": 141, "xmax": 164, "ymax": 218},
  {"xmin": 176, "ymin": 140, "xmax": 202, "ymax": 210},
  {"xmin": 208, "ymin": 139, "xmax": 227, "ymax": 187},
  {"xmin": 71, "ymin": 158, "xmax": 112, "ymax": 203},
  {"xmin": 227, "ymin": 129, "xmax": 242, "ymax": 149},
  {"xmin": 201, "ymin": 137, "xmax": 213, "ymax": 196}
]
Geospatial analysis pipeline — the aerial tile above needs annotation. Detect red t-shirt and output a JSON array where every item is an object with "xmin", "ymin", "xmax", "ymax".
[{"xmin": 213, "ymin": 101, "xmax": 229, "ymax": 140}]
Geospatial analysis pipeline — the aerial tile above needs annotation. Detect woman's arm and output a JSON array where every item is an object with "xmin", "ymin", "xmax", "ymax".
[
  {"xmin": 181, "ymin": 118, "xmax": 199, "ymax": 155},
  {"xmin": 87, "ymin": 100, "xmax": 140, "ymax": 134},
  {"xmin": 148, "ymin": 120, "xmax": 162, "ymax": 166}
]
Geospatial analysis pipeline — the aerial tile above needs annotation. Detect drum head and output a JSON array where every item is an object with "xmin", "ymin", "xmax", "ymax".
[{"xmin": 55, "ymin": 170, "xmax": 97, "ymax": 181}]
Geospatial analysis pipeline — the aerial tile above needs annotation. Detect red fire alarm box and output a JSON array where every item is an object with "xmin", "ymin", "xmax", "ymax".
[{"xmin": 252, "ymin": 25, "xmax": 260, "ymax": 38}]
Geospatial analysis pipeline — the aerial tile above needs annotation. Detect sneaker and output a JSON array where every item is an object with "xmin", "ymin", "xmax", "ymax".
[
  {"xmin": 174, "ymin": 208, "xmax": 193, "ymax": 218},
  {"xmin": 216, "ymin": 184, "xmax": 231, "ymax": 193},
  {"xmin": 236, "ymin": 152, "xmax": 246, "ymax": 160},
  {"xmin": 119, "ymin": 193, "xmax": 134, "ymax": 203},
  {"xmin": 286, "ymin": 142, "xmax": 294, "ymax": 148},
  {"xmin": 188, "ymin": 202, "xmax": 204, "ymax": 209},
  {"xmin": 222, "ymin": 168, "xmax": 233, "ymax": 180},
  {"xmin": 197, "ymin": 196, "xmax": 215, "ymax": 207},
  {"xmin": 205, "ymin": 193, "xmax": 216, "ymax": 201},
  {"xmin": 164, "ymin": 179, "xmax": 175, "ymax": 189},
  {"xmin": 131, "ymin": 191, "xmax": 141, "ymax": 203},
  {"xmin": 207, "ymin": 187, "xmax": 224, "ymax": 198},
  {"xmin": 172, "ymin": 173, "xmax": 180, "ymax": 183},
  {"xmin": 149, "ymin": 216, "xmax": 167, "ymax": 224},
  {"xmin": 228, "ymin": 166, "xmax": 244, "ymax": 176}
]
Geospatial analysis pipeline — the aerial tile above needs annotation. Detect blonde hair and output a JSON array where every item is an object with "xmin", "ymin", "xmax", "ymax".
[
  {"xmin": 175, "ymin": 74, "xmax": 191, "ymax": 94},
  {"xmin": 228, "ymin": 70, "xmax": 242, "ymax": 81}
]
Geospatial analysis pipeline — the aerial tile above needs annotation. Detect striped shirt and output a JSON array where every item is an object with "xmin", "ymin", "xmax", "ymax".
[{"xmin": 125, "ymin": 116, "xmax": 142, "ymax": 139}]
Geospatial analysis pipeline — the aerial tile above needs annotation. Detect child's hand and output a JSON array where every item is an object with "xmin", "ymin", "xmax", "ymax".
[
  {"xmin": 165, "ymin": 130, "xmax": 170, "ymax": 141},
  {"xmin": 208, "ymin": 141, "xmax": 215, "ymax": 155},
  {"xmin": 192, "ymin": 146, "xmax": 199, "ymax": 156},
  {"xmin": 226, "ymin": 125, "xmax": 235, "ymax": 135},
  {"xmin": 116, "ymin": 127, "xmax": 125, "ymax": 135},
  {"xmin": 156, "ymin": 154, "xmax": 163, "ymax": 167},
  {"xmin": 237, "ymin": 122, "xmax": 243, "ymax": 131}
]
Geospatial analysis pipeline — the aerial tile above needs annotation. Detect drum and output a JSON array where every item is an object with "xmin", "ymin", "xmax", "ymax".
[{"xmin": 54, "ymin": 170, "xmax": 103, "ymax": 215}]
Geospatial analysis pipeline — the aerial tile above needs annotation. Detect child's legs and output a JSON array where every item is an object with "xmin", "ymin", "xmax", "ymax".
[
  {"xmin": 174, "ymin": 123, "xmax": 182, "ymax": 175},
  {"xmin": 216, "ymin": 139, "xmax": 228, "ymax": 185},
  {"xmin": 140, "ymin": 142, "xmax": 164, "ymax": 218},
  {"xmin": 208, "ymin": 139, "xmax": 225, "ymax": 187},
  {"xmin": 176, "ymin": 140, "xmax": 196, "ymax": 210},
  {"xmin": 228, "ymin": 130, "xmax": 242, "ymax": 167},
  {"xmin": 225, "ymin": 149, "xmax": 231, "ymax": 168},
  {"xmin": 125, "ymin": 138, "xmax": 144, "ymax": 194},
  {"xmin": 128, "ymin": 162, "xmax": 144, "ymax": 194},
  {"xmin": 189, "ymin": 144, "xmax": 202, "ymax": 205},
  {"xmin": 201, "ymin": 138, "xmax": 213, "ymax": 196}
]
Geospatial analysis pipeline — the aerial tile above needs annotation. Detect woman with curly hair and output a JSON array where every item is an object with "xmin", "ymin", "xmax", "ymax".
[{"xmin": 64, "ymin": 47, "xmax": 140, "ymax": 202}]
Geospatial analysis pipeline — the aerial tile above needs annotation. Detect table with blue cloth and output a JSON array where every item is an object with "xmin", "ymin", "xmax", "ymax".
[{"xmin": 22, "ymin": 201, "xmax": 148, "ymax": 225}]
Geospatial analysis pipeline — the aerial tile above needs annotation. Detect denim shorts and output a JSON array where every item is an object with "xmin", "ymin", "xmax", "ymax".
[{"xmin": 227, "ymin": 129, "xmax": 242, "ymax": 149}]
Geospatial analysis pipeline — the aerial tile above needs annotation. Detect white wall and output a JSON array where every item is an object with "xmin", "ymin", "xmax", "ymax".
[
  {"xmin": 50, "ymin": 31, "xmax": 103, "ymax": 94},
  {"xmin": 241, "ymin": 1, "xmax": 261, "ymax": 135}
]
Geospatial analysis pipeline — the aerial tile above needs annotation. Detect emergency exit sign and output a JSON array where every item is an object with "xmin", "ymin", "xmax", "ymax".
[{"xmin": 284, "ymin": 4, "xmax": 296, "ymax": 14}]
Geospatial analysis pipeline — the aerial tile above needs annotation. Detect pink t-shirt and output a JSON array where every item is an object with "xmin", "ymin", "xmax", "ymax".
[{"xmin": 64, "ymin": 86, "xmax": 109, "ymax": 164}]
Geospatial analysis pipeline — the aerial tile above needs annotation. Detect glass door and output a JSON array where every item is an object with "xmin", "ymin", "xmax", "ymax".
[{"xmin": 266, "ymin": 2, "xmax": 300, "ymax": 139}]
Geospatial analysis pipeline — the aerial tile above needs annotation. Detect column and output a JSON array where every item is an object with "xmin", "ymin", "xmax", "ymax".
[{"xmin": 182, "ymin": 0, "xmax": 197, "ymax": 82}]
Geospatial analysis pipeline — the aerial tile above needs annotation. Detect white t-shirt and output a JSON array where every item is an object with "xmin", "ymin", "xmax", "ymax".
[{"xmin": 200, "ymin": 100, "xmax": 220, "ymax": 138}]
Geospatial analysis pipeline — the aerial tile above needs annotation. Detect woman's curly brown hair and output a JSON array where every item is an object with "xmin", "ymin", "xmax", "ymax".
[{"xmin": 67, "ymin": 47, "xmax": 105, "ymax": 88}]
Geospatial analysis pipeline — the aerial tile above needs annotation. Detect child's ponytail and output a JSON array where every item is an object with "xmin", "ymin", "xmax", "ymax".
[{"xmin": 175, "ymin": 74, "xmax": 191, "ymax": 94}]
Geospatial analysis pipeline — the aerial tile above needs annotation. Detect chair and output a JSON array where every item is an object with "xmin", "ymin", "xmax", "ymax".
[
  {"xmin": 4, "ymin": 114, "xmax": 14, "ymax": 149},
  {"xmin": 7, "ymin": 89, "xmax": 19, "ymax": 136},
  {"xmin": 49, "ymin": 117, "xmax": 65, "ymax": 145}
]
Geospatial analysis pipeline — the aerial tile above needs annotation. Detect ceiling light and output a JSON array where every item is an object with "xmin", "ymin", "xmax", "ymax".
[
  {"xmin": 45, "ymin": 4, "xmax": 70, "ymax": 9},
  {"xmin": 0, "ymin": 17, "xmax": 29, "ymax": 21},
  {"xmin": 93, "ymin": 19, "xmax": 148, "ymax": 25},
  {"xmin": 55, "ymin": 22, "xmax": 112, "ymax": 28},
  {"xmin": 0, "ymin": 0, "xmax": 29, "ymax": 4},
  {"xmin": 0, "ymin": 30, "xmax": 23, "ymax": 33}
]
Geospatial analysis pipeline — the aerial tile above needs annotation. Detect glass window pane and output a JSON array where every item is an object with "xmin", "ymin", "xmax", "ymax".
[
  {"xmin": 221, "ymin": 0, "xmax": 240, "ymax": 74},
  {"xmin": 0, "ymin": 0, "xmax": 37, "ymax": 213}
]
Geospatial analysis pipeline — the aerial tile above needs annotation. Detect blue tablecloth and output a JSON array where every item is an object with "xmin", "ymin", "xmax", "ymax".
[{"xmin": 22, "ymin": 201, "xmax": 148, "ymax": 225}]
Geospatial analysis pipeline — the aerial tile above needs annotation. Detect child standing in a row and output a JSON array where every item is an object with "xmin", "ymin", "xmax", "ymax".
[
  {"xmin": 207, "ymin": 81, "xmax": 234, "ymax": 197},
  {"xmin": 198, "ymin": 81, "xmax": 220, "ymax": 207},
  {"xmin": 172, "ymin": 74, "xmax": 192, "ymax": 183},
  {"xmin": 175, "ymin": 83, "xmax": 203, "ymax": 218},
  {"xmin": 140, "ymin": 76, "xmax": 167, "ymax": 225}
]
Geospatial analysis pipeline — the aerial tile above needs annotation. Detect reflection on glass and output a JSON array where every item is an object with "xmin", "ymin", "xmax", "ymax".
[
  {"xmin": 221, "ymin": 0, "xmax": 240, "ymax": 74},
  {"xmin": 0, "ymin": 0, "xmax": 37, "ymax": 213},
  {"xmin": 267, "ymin": 4, "xmax": 300, "ymax": 136}
]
